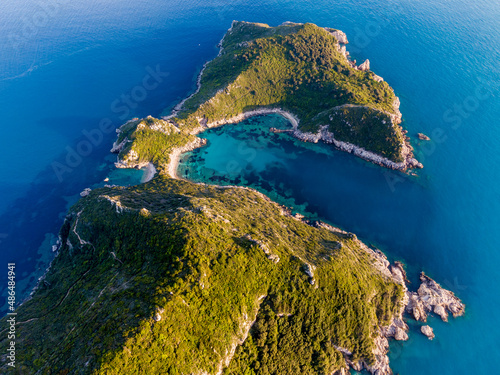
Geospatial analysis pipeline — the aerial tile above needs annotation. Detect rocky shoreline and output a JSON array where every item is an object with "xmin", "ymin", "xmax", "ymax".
[
  {"xmin": 325, "ymin": 239, "xmax": 465, "ymax": 375},
  {"xmin": 308, "ymin": 223, "xmax": 464, "ymax": 375},
  {"xmin": 163, "ymin": 105, "xmax": 421, "ymax": 175},
  {"xmin": 107, "ymin": 23, "xmax": 459, "ymax": 375},
  {"xmin": 155, "ymin": 21, "xmax": 423, "ymax": 173},
  {"xmin": 108, "ymin": 120, "xmax": 463, "ymax": 374}
]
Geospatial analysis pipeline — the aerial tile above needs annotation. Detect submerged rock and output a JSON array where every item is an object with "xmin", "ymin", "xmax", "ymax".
[{"xmin": 325, "ymin": 28, "xmax": 349, "ymax": 44}]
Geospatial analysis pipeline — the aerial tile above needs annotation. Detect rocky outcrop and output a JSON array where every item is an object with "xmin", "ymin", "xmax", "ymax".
[
  {"xmin": 110, "ymin": 138, "xmax": 128, "ymax": 153},
  {"xmin": 167, "ymin": 137, "xmax": 208, "ymax": 179},
  {"xmin": 137, "ymin": 116, "xmax": 180, "ymax": 135},
  {"xmin": 407, "ymin": 273, "xmax": 465, "ymax": 322},
  {"xmin": 339, "ymin": 45, "xmax": 348, "ymax": 58},
  {"xmin": 325, "ymin": 28, "xmax": 349, "ymax": 44},
  {"xmin": 331, "ymin": 248, "xmax": 409, "ymax": 375},
  {"xmin": 80, "ymin": 188, "xmax": 92, "ymax": 197},
  {"xmin": 243, "ymin": 234, "xmax": 280, "ymax": 263},
  {"xmin": 100, "ymin": 195, "xmax": 131, "ymax": 214},
  {"xmin": 303, "ymin": 262, "xmax": 316, "ymax": 286},
  {"xmin": 363, "ymin": 335, "xmax": 392, "ymax": 375},
  {"xmin": 384, "ymin": 319, "xmax": 409, "ymax": 341},
  {"xmin": 407, "ymin": 292, "xmax": 427, "ymax": 322},
  {"xmin": 418, "ymin": 133, "xmax": 431, "ymax": 141},
  {"xmin": 332, "ymin": 256, "xmax": 465, "ymax": 375},
  {"xmin": 333, "ymin": 368, "xmax": 350, "ymax": 375},
  {"xmin": 421, "ymin": 325, "xmax": 435, "ymax": 340},
  {"xmin": 382, "ymin": 263, "xmax": 410, "ymax": 343},
  {"xmin": 358, "ymin": 59, "xmax": 370, "ymax": 71},
  {"xmin": 115, "ymin": 149, "xmax": 150, "ymax": 170}
]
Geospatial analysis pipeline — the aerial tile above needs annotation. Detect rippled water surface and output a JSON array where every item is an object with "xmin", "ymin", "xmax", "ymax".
[{"xmin": 0, "ymin": 0, "xmax": 498, "ymax": 373}]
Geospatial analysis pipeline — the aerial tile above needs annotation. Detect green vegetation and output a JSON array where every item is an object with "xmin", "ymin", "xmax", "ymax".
[
  {"xmin": 0, "ymin": 177, "xmax": 402, "ymax": 374},
  {"xmin": 315, "ymin": 105, "xmax": 405, "ymax": 160},
  {"xmin": 0, "ymin": 21, "xmax": 410, "ymax": 374},
  {"xmin": 117, "ymin": 116, "xmax": 194, "ymax": 173},
  {"xmin": 173, "ymin": 21, "xmax": 405, "ymax": 162}
]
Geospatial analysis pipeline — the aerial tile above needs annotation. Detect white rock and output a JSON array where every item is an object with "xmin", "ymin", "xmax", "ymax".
[
  {"xmin": 434, "ymin": 304, "xmax": 448, "ymax": 321},
  {"xmin": 358, "ymin": 59, "xmax": 370, "ymax": 71},
  {"xmin": 328, "ymin": 29, "xmax": 349, "ymax": 44},
  {"xmin": 421, "ymin": 325, "xmax": 435, "ymax": 340},
  {"xmin": 406, "ymin": 273, "xmax": 465, "ymax": 322},
  {"xmin": 80, "ymin": 188, "xmax": 92, "ymax": 197}
]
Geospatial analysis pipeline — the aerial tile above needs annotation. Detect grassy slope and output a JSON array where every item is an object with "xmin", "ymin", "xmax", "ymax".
[
  {"xmin": 0, "ymin": 177, "xmax": 402, "ymax": 374},
  {"xmin": 174, "ymin": 22, "xmax": 405, "ymax": 162}
]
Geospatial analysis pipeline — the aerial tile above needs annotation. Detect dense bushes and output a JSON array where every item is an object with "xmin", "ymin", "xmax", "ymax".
[
  {"xmin": 1, "ymin": 177, "xmax": 402, "ymax": 374},
  {"xmin": 176, "ymin": 22, "xmax": 404, "ymax": 162}
]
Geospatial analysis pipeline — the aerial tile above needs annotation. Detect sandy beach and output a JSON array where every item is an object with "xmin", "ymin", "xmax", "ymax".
[{"xmin": 141, "ymin": 163, "xmax": 157, "ymax": 183}]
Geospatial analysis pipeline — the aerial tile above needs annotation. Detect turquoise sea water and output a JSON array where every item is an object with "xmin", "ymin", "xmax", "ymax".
[{"xmin": 0, "ymin": 0, "xmax": 498, "ymax": 373}]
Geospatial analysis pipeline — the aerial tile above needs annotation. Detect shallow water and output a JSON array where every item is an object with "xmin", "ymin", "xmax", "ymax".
[
  {"xmin": 179, "ymin": 110, "xmax": 499, "ymax": 373},
  {"xmin": 0, "ymin": 0, "xmax": 498, "ymax": 373}
]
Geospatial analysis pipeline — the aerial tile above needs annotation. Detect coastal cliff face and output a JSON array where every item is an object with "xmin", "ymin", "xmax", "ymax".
[
  {"xmin": 0, "ymin": 21, "xmax": 462, "ymax": 375},
  {"xmin": 163, "ymin": 21, "xmax": 420, "ymax": 170},
  {"xmin": 111, "ymin": 115, "xmax": 193, "ymax": 173},
  {"xmin": 1, "ymin": 177, "xmax": 407, "ymax": 374},
  {"xmin": 0, "ymin": 171, "xmax": 464, "ymax": 374}
]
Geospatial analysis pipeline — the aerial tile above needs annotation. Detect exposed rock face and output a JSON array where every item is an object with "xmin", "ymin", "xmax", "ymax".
[
  {"xmin": 391, "ymin": 97, "xmax": 403, "ymax": 126},
  {"xmin": 421, "ymin": 325, "xmax": 435, "ymax": 340},
  {"xmin": 80, "ymin": 188, "xmax": 92, "ymax": 197},
  {"xmin": 110, "ymin": 138, "xmax": 128, "ymax": 153},
  {"xmin": 406, "ymin": 273, "xmax": 465, "ymax": 322},
  {"xmin": 363, "ymin": 335, "xmax": 391, "ymax": 375},
  {"xmin": 302, "ymin": 262, "xmax": 316, "ymax": 286},
  {"xmin": 137, "ymin": 116, "xmax": 180, "ymax": 135},
  {"xmin": 243, "ymin": 234, "xmax": 280, "ymax": 263},
  {"xmin": 339, "ymin": 45, "xmax": 347, "ymax": 58},
  {"xmin": 418, "ymin": 133, "xmax": 431, "ymax": 141},
  {"xmin": 382, "ymin": 262, "xmax": 410, "ymax": 343},
  {"xmin": 333, "ymin": 368, "xmax": 350, "ymax": 375},
  {"xmin": 332, "ymin": 251, "xmax": 409, "ymax": 375},
  {"xmin": 358, "ymin": 59, "xmax": 370, "ymax": 71},
  {"xmin": 407, "ymin": 158, "xmax": 424, "ymax": 169},
  {"xmin": 324, "ymin": 27, "xmax": 349, "ymax": 44},
  {"xmin": 407, "ymin": 292, "xmax": 427, "ymax": 322},
  {"xmin": 383, "ymin": 318, "xmax": 409, "ymax": 341},
  {"xmin": 115, "ymin": 148, "xmax": 150, "ymax": 170},
  {"xmin": 333, "ymin": 263, "xmax": 465, "ymax": 375}
]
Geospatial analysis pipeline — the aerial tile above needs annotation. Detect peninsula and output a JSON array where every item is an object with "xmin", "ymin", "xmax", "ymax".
[
  {"xmin": 1, "ymin": 22, "xmax": 460, "ymax": 375},
  {"xmin": 114, "ymin": 21, "xmax": 423, "ymax": 174}
]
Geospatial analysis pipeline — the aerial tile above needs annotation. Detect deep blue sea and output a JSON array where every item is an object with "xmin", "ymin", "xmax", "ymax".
[{"xmin": 0, "ymin": 0, "xmax": 498, "ymax": 373}]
